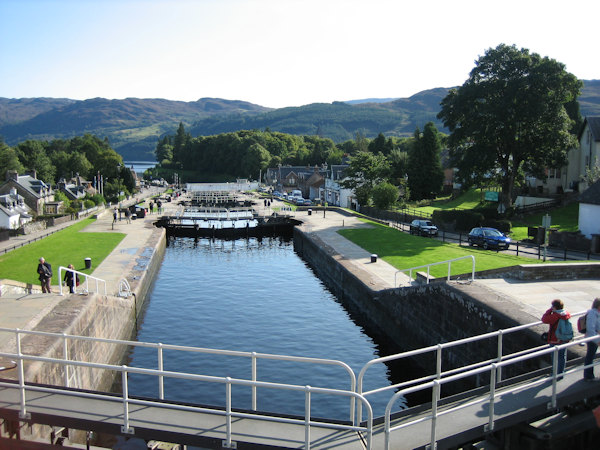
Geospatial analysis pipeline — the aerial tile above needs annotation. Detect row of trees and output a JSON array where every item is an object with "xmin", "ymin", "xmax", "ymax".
[
  {"xmin": 0, "ymin": 134, "xmax": 136, "ymax": 203},
  {"xmin": 154, "ymin": 122, "xmax": 446, "ymax": 207}
]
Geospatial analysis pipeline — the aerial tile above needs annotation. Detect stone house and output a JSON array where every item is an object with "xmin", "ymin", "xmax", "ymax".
[
  {"xmin": 0, "ymin": 171, "xmax": 54, "ymax": 215},
  {"xmin": 320, "ymin": 164, "xmax": 357, "ymax": 209}
]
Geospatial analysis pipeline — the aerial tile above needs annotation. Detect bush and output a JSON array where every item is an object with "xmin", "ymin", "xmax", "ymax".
[
  {"xmin": 84, "ymin": 199, "xmax": 95, "ymax": 209},
  {"xmin": 432, "ymin": 209, "xmax": 485, "ymax": 232},
  {"xmin": 372, "ymin": 182, "xmax": 399, "ymax": 210}
]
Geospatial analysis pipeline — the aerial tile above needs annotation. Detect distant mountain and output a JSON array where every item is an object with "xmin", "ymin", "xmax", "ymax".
[
  {"xmin": 0, "ymin": 97, "xmax": 270, "ymax": 160},
  {"xmin": 1, "ymin": 81, "xmax": 598, "ymax": 161}
]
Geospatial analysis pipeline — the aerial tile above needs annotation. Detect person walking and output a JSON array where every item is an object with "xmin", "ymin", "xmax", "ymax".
[
  {"xmin": 63, "ymin": 263, "xmax": 79, "ymax": 294},
  {"xmin": 541, "ymin": 299, "xmax": 571, "ymax": 377},
  {"xmin": 584, "ymin": 298, "xmax": 600, "ymax": 381},
  {"xmin": 37, "ymin": 257, "xmax": 52, "ymax": 293}
]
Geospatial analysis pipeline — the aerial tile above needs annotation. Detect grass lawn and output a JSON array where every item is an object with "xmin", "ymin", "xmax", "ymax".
[
  {"xmin": 510, "ymin": 202, "xmax": 579, "ymax": 241},
  {"xmin": 338, "ymin": 220, "xmax": 536, "ymax": 279},
  {"xmin": 0, "ymin": 218, "xmax": 125, "ymax": 286}
]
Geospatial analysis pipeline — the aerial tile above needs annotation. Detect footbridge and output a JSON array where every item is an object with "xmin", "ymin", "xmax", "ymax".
[{"xmin": 1, "ymin": 317, "xmax": 600, "ymax": 449}]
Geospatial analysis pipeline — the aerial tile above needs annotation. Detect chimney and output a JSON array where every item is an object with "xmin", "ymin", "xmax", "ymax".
[
  {"xmin": 6, "ymin": 170, "xmax": 18, "ymax": 182},
  {"xmin": 28, "ymin": 170, "xmax": 37, "ymax": 179}
]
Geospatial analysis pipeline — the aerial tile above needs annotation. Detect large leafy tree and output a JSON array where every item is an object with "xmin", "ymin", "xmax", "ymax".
[
  {"xmin": 341, "ymin": 151, "xmax": 390, "ymax": 205},
  {"xmin": 0, "ymin": 142, "xmax": 25, "ymax": 174},
  {"xmin": 407, "ymin": 122, "xmax": 444, "ymax": 200},
  {"xmin": 437, "ymin": 44, "xmax": 582, "ymax": 207}
]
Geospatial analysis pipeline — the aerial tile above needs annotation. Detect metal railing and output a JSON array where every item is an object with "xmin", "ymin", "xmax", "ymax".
[
  {"xmin": 354, "ymin": 309, "xmax": 587, "ymax": 424},
  {"xmin": 58, "ymin": 266, "xmax": 107, "ymax": 296},
  {"xmin": 382, "ymin": 333, "xmax": 600, "ymax": 450},
  {"xmin": 0, "ymin": 327, "xmax": 358, "ymax": 422},
  {"xmin": 0, "ymin": 349, "xmax": 373, "ymax": 450},
  {"xmin": 394, "ymin": 255, "xmax": 475, "ymax": 286},
  {"xmin": 0, "ymin": 307, "xmax": 592, "ymax": 449}
]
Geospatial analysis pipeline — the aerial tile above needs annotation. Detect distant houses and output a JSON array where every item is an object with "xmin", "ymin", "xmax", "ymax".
[{"xmin": 0, "ymin": 170, "xmax": 54, "ymax": 216}]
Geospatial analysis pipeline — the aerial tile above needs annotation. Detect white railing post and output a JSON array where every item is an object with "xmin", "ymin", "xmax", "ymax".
[
  {"xmin": 305, "ymin": 385, "xmax": 312, "ymax": 450},
  {"xmin": 158, "ymin": 343, "xmax": 164, "ymax": 399},
  {"xmin": 487, "ymin": 363, "xmax": 497, "ymax": 431},
  {"xmin": 121, "ymin": 366, "xmax": 134, "ymax": 434},
  {"xmin": 62, "ymin": 333, "xmax": 69, "ymax": 387},
  {"xmin": 252, "ymin": 352, "xmax": 257, "ymax": 411},
  {"xmin": 59, "ymin": 266, "xmax": 64, "ymax": 295},
  {"xmin": 430, "ymin": 380, "xmax": 440, "ymax": 449},
  {"xmin": 16, "ymin": 329, "xmax": 30, "ymax": 420},
  {"xmin": 224, "ymin": 377, "xmax": 233, "ymax": 448},
  {"xmin": 496, "ymin": 330, "xmax": 504, "ymax": 382}
]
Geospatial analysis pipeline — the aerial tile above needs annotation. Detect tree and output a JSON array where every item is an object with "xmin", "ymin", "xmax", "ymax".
[
  {"xmin": 340, "ymin": 151, "xmax": 390, "ymax": 206},
  {"xmin": 438, "ymin": 44, "xmax": 582, "ymax": 208},
  {"xmin": 16, "ymin": 140, "xmax": 56, "ymax": 182},
  {"xmin": 372, "ymin": 182, "xmax": 399, "ymax": 209},
  {"xmin": 407, "ymin": 122, "xmax": 444, "ymax": 200},
  {"xmin": 0, "ymin": 143, "xmax": 24, "ymax": 173}
]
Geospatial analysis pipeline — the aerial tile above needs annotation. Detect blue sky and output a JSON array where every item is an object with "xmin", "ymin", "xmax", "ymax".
[{"xmin": 1, "ymin": 0, "xmax": 598, "ymax": 108}]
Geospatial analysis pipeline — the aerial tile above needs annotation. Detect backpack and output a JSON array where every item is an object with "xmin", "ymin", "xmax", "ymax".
[
  {"xmin": 578, "ymin": 314, "xmax": 588, "ymax": 334},
  {"xmin": 556, "ymin": 318, "xmax": 574, "ymax": 342}
]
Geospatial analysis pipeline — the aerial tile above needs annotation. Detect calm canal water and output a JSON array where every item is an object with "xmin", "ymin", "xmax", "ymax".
[{"xmin": 127, "ymin": 236, "xmax": 404, "ymax": 420}]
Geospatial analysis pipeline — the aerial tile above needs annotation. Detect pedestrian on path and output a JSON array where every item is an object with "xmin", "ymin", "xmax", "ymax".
[
  {"xmin": 125, "ymin": 208, "xmax": 131, "ymax": 224},
  {"xmin": 584, "ymin": 298, "xmax": 600, "ymax": 381},
  {"xmin": 541, "ymin": 299, "xmax": 571, "ymax": 376},
  {"xmin": 113, "ymin": 208, "xmax": 117, "ymax": 223},
  {"xmin": 37, "ymin": 257, "xmax": 53, "ymax": 293},
  {"xmin": 63, "ymin": 263, "xmax": 79, "ymax": 294}
]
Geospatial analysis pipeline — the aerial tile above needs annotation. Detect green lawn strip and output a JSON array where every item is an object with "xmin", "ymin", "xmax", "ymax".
[
  {"xmin": 510, "ymin": 202, "xmax": 580, "ymax": 241},
  {"xmin": 0, "ymin": 218, "xmax": 125, "ymax": 286},
  {"xmin": 338, "ymin": 220, "xmax": 536, "ymax": 279}
]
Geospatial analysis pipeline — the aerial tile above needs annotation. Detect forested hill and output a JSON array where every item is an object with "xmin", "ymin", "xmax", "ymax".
[
  {"xmin": 0, "ymin": 97, "xmax": 270, "ymax": 160},
  {"xmin": 1, "ymin": 81, "xmax": 599, "ymax": 161}
]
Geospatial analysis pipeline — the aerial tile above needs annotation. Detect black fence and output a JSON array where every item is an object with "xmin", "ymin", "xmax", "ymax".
[{"xmin": 360, "ymin": 207, "xmax": 600, "ymax": 263}]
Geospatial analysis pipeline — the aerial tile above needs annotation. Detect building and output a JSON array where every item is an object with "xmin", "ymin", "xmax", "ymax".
[
  {"xmin": 0, "ymin": 189, "xmax": 33, "ymax": 230},
  {"xmin": 565, "ymin": 117, "xmax": 600, "ymax": 193},
  {"xmin": 0, "ymin": 171, "xmax": 54, "ymax": 215},
  {"xmin": 320, "ymin": 165, "xmax": 358, "ymax": 209},
  {"xmin": 578, "ymin": 179, "xmax": 600, "ymax": 240},
  {"xmin": 265, "ymin": 165, "xmax": 327, "ymax": 198}
]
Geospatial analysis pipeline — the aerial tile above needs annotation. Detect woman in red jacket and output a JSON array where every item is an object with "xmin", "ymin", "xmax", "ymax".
[{"xmin": 541, "ymin": 299, "xmax": 571, "ymax": 376}]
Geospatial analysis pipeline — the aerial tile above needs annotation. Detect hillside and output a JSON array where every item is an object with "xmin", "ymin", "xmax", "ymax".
[
  {"xmin": 0, "ymin": 97, "xmax": 271, "ymax": 160},
  {"xmin": 1, "ymin": 80, "xmax": 598, "ymax": 161}
]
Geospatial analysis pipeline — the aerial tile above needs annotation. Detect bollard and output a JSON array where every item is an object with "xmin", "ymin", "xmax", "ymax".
[
  {"xmin": 370, "ymin": 254, "xmax": 378, "ymax": 263},
  {"xmin": 84, "ymin": 258, "xmax": 92, "ymax": 269}
]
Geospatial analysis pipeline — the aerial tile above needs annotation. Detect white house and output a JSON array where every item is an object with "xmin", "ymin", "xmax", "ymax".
[
  {"xmin": 320, "ymin": 165, "xmax": 358, "ymax": 209},
  {"xmin": 565, "ymin": 116, "xmax": 600, "ymax": 193},
  {"xmin": 578, "ymin": 179, "xmax": 600, "ymax": 239},
  {"xmin": 0, "ymin": 190, "xmax": 33, "ymax": 230}
]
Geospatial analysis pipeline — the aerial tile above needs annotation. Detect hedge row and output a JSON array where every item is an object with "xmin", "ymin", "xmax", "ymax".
[{"xmin": 431, "ymin": 209, "xmax": 511, "ymax": 233}]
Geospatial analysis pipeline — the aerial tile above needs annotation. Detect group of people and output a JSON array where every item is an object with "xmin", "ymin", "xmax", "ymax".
[
  {"xmin": 36, "ymin": 258, "xmax": 80, "ymax": 294},
  {"xmin": 541, "ymin": 298, "xmax": 600, "ymax": 381}
]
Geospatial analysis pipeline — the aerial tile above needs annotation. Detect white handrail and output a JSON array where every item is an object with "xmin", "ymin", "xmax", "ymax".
[
  {"xmin": 382, "ymin": 335, "xmax": 600, "ymax": 449},
  {"xmin": 394, "ymin": 255, "xmax": 475, "ymax": 286},
  {"xmin": 0, "ymin": 349, "xmax": 372, "ymax": 449},
  {"xmin": 355, "ymin": 309, "xmax": 587, "ymax": 423},
  {"xmin": 58, "ymin": 266, "xmax": 107, "ymax": 296},
  {"xmin": 0, "ymin": 327, "xmax": 357, "ymax": 423}
]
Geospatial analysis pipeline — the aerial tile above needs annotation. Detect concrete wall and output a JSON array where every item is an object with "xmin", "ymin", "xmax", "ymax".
[{"xmin": 293, "ymin": 228, "xmax": 557, "ymax": 387}]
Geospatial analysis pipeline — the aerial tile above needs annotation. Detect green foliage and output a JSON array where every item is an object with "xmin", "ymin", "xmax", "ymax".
[
  {"xmin": 407, "ymin": 122, "xmax": 444, "ymax": 200},
  {"xmin": 372, "ymin": 182, "xmax": 399, "ymax": 209},
  {"xmin": 0, "ymin": 142, "xmax": 24, "ymax": 173},
  {"xmin": 438, "ymin": 44, "xmax": 582, "ymax": 207},
  {"xmin": 53, "ymin": 191, "xmax": 70, "ymax": 209},
  {"xmin": 0, "ymin": 218, "xmax": 125, "ymax": 285},
  {"xmin": 338, "ymin": 221, "xmax": 535, "ymax": 278},
  {"xmin": 432, "ymin": 209, "xmax": 484, "ymax": 232}
]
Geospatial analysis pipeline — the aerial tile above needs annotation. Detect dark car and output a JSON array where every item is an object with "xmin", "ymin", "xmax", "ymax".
[
  {"xmin": 409, "ymin": 219, "xmax": 439, "ymax": 237},
  {"xmin": 468, "ymin": 227, "xmax": 511, "ymax": 250}
]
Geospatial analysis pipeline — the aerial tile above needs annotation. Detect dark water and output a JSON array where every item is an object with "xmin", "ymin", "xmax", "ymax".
[
  {"xmin": 127, "ymin": 236, "xmax": 403, "ymax": 420},
  {"xmin": 124, "ymin": 161, "xmax": 155, "ymax": 175}
]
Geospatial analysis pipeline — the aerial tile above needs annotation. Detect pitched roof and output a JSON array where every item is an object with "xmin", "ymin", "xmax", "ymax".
[
  {"xmin": 578, "ymin": 117, "xmax": 600, "ymax": 141},
  {"xmin": 579, "ymin": 179, "xmax": 600, "ymax": 205}
]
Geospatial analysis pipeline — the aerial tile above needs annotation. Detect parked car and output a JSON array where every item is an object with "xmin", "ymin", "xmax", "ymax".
[
  {"xmin": 409, "ymin": 219, "xmax": 439, "ymax": 237},
  {"xmin": 468, "ymin": 227, "xmax": 511, "ymax": 250}
]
